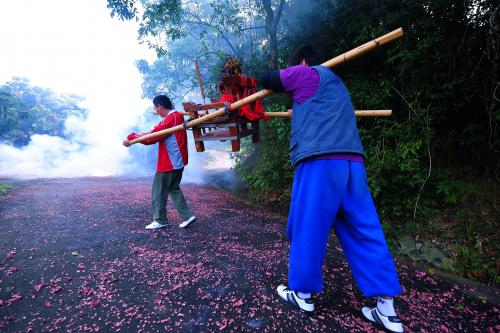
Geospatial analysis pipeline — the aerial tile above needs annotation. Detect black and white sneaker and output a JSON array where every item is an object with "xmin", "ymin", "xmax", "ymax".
[
  {"xmin": 362, "ymin": 306, "xmax": 404, "ymax": 333},
  {"xmin": 276, "ymin": 285, "xmax": 315, "ymax": 313}
]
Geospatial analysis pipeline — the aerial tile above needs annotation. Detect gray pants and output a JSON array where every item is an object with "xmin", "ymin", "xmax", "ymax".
[{"xmin": 152, "ymin": 169, "xmax": 193, "ymax": 223}]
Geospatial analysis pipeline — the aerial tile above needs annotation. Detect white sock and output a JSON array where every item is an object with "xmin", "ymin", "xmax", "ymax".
[
  {"xmin": 297, "ymin": 291, "xmax": 311, "ymax": 299},
  {"xmin": 377, "ymin": 297, "xmax": 396, "ymax": 316}
]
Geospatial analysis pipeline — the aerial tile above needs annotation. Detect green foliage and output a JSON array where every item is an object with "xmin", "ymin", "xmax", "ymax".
[
  {"xmin": 361, "ymin": 118, "xmax": 434, "ymax": 223},
  {"xmin": 108, "ymin": 0, "xmax": 259, "ymax": 56},
  {"xmin": 0, "ymin": 183, "xmax": 13, "ymax": 195},
  {"xmin": 108, "ymin": 0, "xmax": 285, "ymax": 99},
  {"xmin": 0, "ymin": 77, "xmax": 88, "ymax": 146},
  {"xmin": 435, "ymin": 173, "xmax": 474, "ymax": 205},
  {"xmin": 236, "ymin": 103, "xmax": 294, "ymax": 211}
]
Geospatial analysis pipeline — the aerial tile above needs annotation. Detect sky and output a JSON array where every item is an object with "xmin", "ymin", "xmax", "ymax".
[
  {"xmin": 0, "ymin": 0, "xmax": 154, "ymax": 119},
  {"xmin": 0, "ymin": 0, "xmax": 232, "ymax": 179}
]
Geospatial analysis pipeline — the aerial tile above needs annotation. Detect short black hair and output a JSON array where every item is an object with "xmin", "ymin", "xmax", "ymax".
[
  {"xmin": 288, "ymin": 44, "xmax": 325, "ymax": 66},
  {"xmin": 153, "ymin": 95, "xmax": 173, "ymax": 109}
]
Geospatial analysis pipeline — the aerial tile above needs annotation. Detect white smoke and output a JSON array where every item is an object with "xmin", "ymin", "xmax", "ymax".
[
  {"xmin": 0, "ymin": 114, "xmax": 130, "ymax": 179},
  {"xmin": 0, "ymin": 108, "xmax": 235, "ymax": 180},
  {"xmin": 183, "ymin": 142, "xmax": 236, "ymax": 184}
]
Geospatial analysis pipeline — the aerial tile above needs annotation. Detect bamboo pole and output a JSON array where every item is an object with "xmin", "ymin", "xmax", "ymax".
[
  {"xmin": 265, "ymin": 110, "xmax": 392, "ymax": 118},
  {"xmin": 355, "ymin": 110, "xmax": 392, "ymax": 117},
  {"xmin": 179, "ymin": 110, "xmax": 391, "ymax": 117},
  {"xmin": 129, "ymin": 28, "xmax": 404, "ymax": 145},
  {"xmin": 321, "ymin": 28, "xmax": 404, "ymax": 68}
]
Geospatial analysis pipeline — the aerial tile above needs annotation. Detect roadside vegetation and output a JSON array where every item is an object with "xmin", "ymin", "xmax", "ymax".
[{"xmin": 0, "ymin": 183, "xmax": 13, "ymax": 195}]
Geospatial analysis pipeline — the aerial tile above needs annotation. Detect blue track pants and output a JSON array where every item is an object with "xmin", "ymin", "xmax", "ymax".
[{"xmin": 287, "ymin": 159, "xmax": 402, "ymax": 297}]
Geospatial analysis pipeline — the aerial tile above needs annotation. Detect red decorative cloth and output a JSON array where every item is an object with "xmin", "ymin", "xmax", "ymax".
[{"xmin": 218, "ymin": 74, "xmax": 268, "ymax": 121}]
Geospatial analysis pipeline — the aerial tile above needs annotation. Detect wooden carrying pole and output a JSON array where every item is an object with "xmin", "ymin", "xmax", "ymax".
[
  {"xmin": 129, "ymin": 28, "xmax": 404, "ymax": 145},
  {"xmin": 194, "ymin": 59, "xmax": 205, "ymax": 102},
  {"xmin": 265, "ymin": 110, "xmax": 392, "ymax": 118}
]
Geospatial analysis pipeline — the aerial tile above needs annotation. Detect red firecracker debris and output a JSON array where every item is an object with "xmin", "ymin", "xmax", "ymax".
[{"xmin": 0, "ymin": 178, "xmax": 497, "ymax": 332}]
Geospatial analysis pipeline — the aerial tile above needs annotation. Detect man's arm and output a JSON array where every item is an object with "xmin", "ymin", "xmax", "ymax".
[
  {"xmin": 262, "ymin": 65, "xmax": 319, "ymax": 104},
  {"xmin": 123, "ymin": 114, "xmax": 178, "ymax": 146},
  {"xmin": 258, "ymin": 70, "xmax": 285, "ymax": 92}
]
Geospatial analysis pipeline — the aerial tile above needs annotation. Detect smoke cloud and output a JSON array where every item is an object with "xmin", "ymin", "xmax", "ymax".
[
  {"xmin": 0, "ymin": 112, "xmax": 127, "ymax": 179},
  {"xmin": 0, "ymin": 106, "xmax": 234, "ymax": 182}
]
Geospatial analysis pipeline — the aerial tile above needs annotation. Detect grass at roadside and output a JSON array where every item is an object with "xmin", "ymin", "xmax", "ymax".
[{"xmin": 0, "ymin": 183, "xmax": 13, "ymax": 195}]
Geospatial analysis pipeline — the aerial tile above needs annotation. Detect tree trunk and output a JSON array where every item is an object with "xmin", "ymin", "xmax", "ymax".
[{"xmin": 261, "ymin": 0, "xmax": 285, "ymax": 68}]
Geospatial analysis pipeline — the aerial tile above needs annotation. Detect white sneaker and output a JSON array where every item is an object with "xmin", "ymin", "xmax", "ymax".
[
  {"xmin": 276, "ymin": 285, "xmax": 315, "ymax": 313},
  {"xmin": 179, "ymin": 216, "xmax": 196, "ymax": 228},
  {"xmin": 362, "ymin": 306, "xmax": 404, "ymax": 332},
  {"xmin": 145, "ymin": 221, "xmax": 166, "ymax": 230}
]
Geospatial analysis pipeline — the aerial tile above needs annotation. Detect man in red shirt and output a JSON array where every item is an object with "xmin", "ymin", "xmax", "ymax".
[{"xmin": 123, "ymin": 95, "xmax": 196, "ymax": 230}]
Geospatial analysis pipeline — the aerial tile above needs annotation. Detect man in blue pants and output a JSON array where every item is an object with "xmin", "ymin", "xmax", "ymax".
[{"xmin": 259, "ymin": 45, "xmax": 404, "ymax": 333}]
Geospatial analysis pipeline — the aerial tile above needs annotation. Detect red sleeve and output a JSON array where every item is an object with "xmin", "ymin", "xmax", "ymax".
[{"xmin": 127, "ymin": 114, "xmax": 179, "ymax": 145}]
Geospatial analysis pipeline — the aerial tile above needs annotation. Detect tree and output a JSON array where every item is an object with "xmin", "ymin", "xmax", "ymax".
[
  {"xmin": 0, "ymin": 87, "xmax": 28, "ymax": 141},
  {"xmin": 107, "ymin": 0, "xmax": 290, "ymax": 98},
  {"xmin": 261, "ymin": 0, "xmax": 285, "ymax": 67},
  {"xmin": 0, "ymin": 78, "xmax": 88, "ymax": 146}
]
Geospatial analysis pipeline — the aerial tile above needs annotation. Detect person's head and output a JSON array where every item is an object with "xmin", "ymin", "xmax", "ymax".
[
  {"xmin": 288, "ymin": 44, "xmax": 325, "ymax": 67},
  {"xmin": 152, "ymin": 95, "xmax": 173, "ymax": 117}
]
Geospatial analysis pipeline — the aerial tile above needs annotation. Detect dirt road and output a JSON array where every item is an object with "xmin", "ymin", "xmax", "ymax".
[{"xmin": 0, "ymin": 178, "xmax": 498, "ymax": 332}]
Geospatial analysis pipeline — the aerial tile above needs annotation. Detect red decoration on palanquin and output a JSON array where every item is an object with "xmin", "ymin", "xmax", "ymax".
[{"xmin": 184, "ymin": 56, "xmax": 266, "ymax": 152}]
